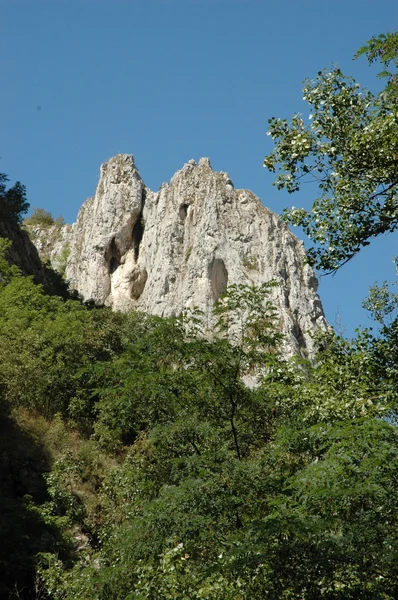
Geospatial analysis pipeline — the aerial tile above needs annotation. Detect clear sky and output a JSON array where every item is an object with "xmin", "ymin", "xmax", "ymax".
[{"xmin": 1, "ymin": 0, "xmax": 397, "ymax": 335}]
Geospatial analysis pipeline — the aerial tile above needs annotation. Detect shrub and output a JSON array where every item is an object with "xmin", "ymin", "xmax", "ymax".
[{"xmin": 25, "ymin": 207, "xmax": 55, "ymax": 227}]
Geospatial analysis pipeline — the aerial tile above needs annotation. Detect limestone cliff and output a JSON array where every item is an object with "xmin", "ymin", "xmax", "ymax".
[
  {"xmin": 30, "ymin": 154, "xmax": 327, "ymax": 355},
  {"xmin": 0, "ymin": 219, "xmax": 50, "ymax": 284}
]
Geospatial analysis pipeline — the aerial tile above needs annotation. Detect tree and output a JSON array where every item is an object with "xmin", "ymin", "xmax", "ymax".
[
  {"xmin": 0, "ymin": 241, "xmax": 126, "ymax": 420},
  {"xmin": 0, "ymin": 172, "xmax": 29, "ymax": 224},
  {"xmin": 264, "ymin": 32, "xmax": 398, "ymax": 272}
]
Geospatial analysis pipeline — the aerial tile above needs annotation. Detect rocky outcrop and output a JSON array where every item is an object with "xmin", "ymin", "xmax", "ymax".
[
  {"xmin": 26, "ymin": 221, "xmax": 73, "ymax": 278},
  {"xmin": 30, "ymin": 154, "xmax": 328, "ymax": 356},
  {"xmin": 0, "ymin": 219, "xmax": 49, "ymax": 283},
  {"xmin": 0, "ymin": 218, "xmax": 72, "ymax": 297}
]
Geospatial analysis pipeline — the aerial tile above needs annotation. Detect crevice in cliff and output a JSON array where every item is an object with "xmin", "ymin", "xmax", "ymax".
[
  {"xmin": 105, "ymin": 238, "xmax": 121, "ymax": 275},
  {"xmin": 208, "ymin": 258, "xmax": 228, "ymax": 301},
  {"xmin": 284, "ymin": 289, "xmax": 290, "ymax": 309},
  {"xmin": 132, "ymin": 189, "xmax": 146, "ymax": 262},
  {"xmin": 130, "ymin": 267, "xmax": 148, "ymax": 300},
  {"xmin": 179, "ymin": 203, "xmax": 188, "ymax": 221},
  {"xmin": 292, "ymin": 322, "xmax": 306, "ymax": 350}
]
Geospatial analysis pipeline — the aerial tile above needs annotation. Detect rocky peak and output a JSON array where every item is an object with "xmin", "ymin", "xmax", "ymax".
[{"xmin": 30, "ymin": 154, "xmax": 328, "ymax": 356}]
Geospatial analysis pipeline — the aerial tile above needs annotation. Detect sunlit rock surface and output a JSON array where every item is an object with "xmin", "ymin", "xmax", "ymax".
[{"xmin": 30, "ymin": 154, "xmax": 327, "ymax": 356}]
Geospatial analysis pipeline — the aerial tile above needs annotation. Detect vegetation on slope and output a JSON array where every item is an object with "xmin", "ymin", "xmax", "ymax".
[{"xmin": 0, "ymin": 237, "xmax": 398, "ymax": 599}]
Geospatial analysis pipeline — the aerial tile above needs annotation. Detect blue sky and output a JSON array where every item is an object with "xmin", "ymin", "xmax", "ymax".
[{"xmin": 1, "ymin": 0, "xmax": 397, "ymax": 334}]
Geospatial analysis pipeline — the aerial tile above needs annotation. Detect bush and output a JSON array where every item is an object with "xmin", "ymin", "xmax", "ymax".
[{"xmin": 25, "ymin": 207, "xmax": 55, "ymax": 227}]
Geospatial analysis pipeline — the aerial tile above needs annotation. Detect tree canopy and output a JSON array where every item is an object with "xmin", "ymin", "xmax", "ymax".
[
  {"xmin": 264, "ymin": 31, "xmax": 398, "ymax": 272},
  {"xmin": 0, "ymin": 173, "xmax": 29, "ymax": 225}
]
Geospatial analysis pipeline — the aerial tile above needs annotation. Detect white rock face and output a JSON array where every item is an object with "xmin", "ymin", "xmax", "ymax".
[
  {"xmin": 31, "ymin": 154, "xmax": 328, "ymax": 356},
  {"xmin": 66, "ymin": 155, "xmax": 145, "ymax": 303}
]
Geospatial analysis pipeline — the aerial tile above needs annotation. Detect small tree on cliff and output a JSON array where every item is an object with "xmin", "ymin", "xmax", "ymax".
[{"xmin": 0, "ymin": 172, "xmax": 29, "ymax": 225}]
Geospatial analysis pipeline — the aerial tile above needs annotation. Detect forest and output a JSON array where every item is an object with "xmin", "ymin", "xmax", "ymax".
[{"xmin": 0, "ymin": 32, "xmax": 397, "ymax": 599}]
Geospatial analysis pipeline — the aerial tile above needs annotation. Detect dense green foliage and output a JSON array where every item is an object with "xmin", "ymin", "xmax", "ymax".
[
  {"xmin": 0, "ymin": 238, "xmax": 398, "ymax": 599},
  {"xmin": 264, "ymin": 31, "xmax": 398, "ymax": 272}
]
